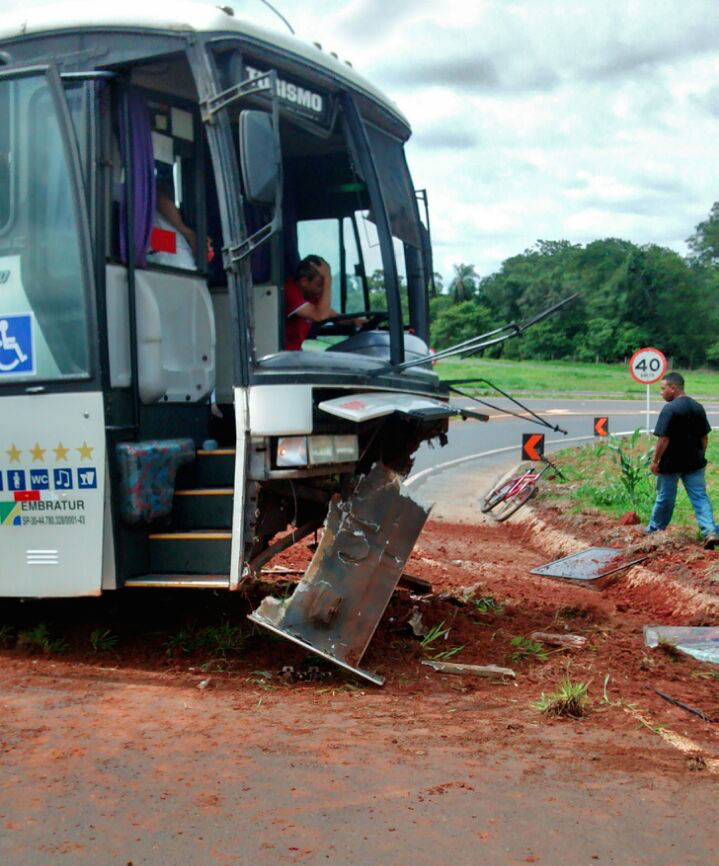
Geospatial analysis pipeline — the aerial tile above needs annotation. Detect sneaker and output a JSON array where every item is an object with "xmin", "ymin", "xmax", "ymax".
[
  {"xmin": 703, "ymin": 533, "xmax": 719, "ymax": 550},
  {"xmin": 639, "ymin": 527, "xmax": 656, "ymax": 535}
]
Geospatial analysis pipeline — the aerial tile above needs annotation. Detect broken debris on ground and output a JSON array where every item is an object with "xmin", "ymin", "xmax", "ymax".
[
  {"xmin": 249, "ymin": 463, "xmax": 431, "ymax": 686},
  {"xmin": 531, "ymin": 547, "xmax": 649, "ymax": 587}
]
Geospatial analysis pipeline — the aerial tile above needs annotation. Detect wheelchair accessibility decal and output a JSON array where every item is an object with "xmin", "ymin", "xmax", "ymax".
[{"xmin": 0, "ymin": 313, "xmax": 35, "ymax": 376}]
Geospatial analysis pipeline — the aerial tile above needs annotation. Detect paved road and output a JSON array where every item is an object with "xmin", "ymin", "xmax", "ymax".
[
  {"xmin": 409, "ymin": 396, "xmax": 719, "ymax": 519},
  {"xmin": 414, "ymin": 397, "xmax": 719, "ymax": 474}
]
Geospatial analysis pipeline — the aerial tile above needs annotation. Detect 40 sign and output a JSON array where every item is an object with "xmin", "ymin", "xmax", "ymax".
[{"xmin": 629, "ymin": 347, "xmax": 667, "ymax": 385}]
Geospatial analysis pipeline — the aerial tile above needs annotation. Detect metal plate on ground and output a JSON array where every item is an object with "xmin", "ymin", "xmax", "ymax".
[
  {"xmin": 531, "ymin": 547, "xmax": 648, "ymax": 587},
  {"xmin": 249, "ymin": 463, "xmax": 431, "ymax": 685}
]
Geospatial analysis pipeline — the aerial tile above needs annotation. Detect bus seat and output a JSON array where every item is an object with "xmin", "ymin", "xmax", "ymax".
[
  {"xmin": 106, "ymin": 264, "xmax": 216, "ymax": 403},
  {"xmin": 116, "ymin": 438, "xmax": 195, "ymax": 524}
]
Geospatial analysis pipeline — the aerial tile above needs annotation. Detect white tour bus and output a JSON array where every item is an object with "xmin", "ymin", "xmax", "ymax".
[{"xmin": 0, "ymin": 2, "xmax": 484, "ymax": 681}]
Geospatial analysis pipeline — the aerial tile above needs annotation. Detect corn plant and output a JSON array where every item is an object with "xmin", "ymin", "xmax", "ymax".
[{"xmin": 608, "ymin": 429, "xmax": 652, "ymax": 498}]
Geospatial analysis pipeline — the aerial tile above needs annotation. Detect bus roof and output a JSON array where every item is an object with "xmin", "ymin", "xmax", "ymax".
[{"xmin": 0, "ymin": 1, "xmax": 409, "ymax": 131}]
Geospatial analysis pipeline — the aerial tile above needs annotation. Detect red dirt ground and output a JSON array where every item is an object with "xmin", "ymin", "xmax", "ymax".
[
  {"xmin": 538, "ymin": 500, "xmax": 719, "ymax": 609},
  {"xmin": 1, "ymin": 511, "xmax": 717, "ymax": 773}
]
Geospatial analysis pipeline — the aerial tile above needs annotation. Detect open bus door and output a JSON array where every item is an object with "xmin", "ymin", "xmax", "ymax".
[{"xmin": 0, "ymin": 64, "xmax": 106, "ymax": 597}]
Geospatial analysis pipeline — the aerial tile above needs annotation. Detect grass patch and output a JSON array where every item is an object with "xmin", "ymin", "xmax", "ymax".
[
  {"xmin": 473, "ymin": 596, "xmax": 505, "ymax": 617},
  {"xmin": 89, "ymin": 628, "xmax": 118, "ymax": 654},
  {"xmin": 420, "ymin": 621, "xmax": 450, "ymax": 649},
  {"xmin": 435, "ymin": 357, "xmax": 719, "ymax": 398},
  {"xmin": 164, "ymin": 621, "xmax": 246, "ymax": 658},
  {"xmin": 656, "ymin": 638, "xmax": 683, "ymax": 661},
  {"xmin": 535, "ymin": 679, "xmax": 590, "ymax": 718},
  {"xmin": 555, "ymin": 606, "xmax": 583, "ymax": 620},
  {"xmin": 163, "ymin": 627, "xmax": 196, "ymax": 657},
  {"xmin": 0, "ymin": 624, "xmax": 15, "ymax": 648},
  {"xmin": 17, "ymin": 623, "xmax": 68, "ymax": 654},
  {"xmin": 552, "ymin": 433, "xmax": 719, "ymax": 527},
  {"xmin": 431, "ymin": 644, "xmax": 465, "ymax": 661},
  {"xmin": 420, "ymin": 621, "xmax": 464, "ymax": 661},
  {"xmin": 197, "ymin": 622, "xmax": 246, "ymax": 657},
  {"xmin": 509, "ymin": 636, "xmax": 549, "ymax": 663}
]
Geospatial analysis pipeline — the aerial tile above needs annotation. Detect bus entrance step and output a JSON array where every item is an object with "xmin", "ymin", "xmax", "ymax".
[
  {"xmin": 196, "ymin": 449, "xmax": 236, "ymax": 487},
  {"xmin": 172, "ymin": 488, "xmax": 233, "ymax": 529},
  {"xmin": 125, "ymin": 574, "xmax": 231, "ymax": 589},
  {"xmin": 149, "ymin": 531, "xmax": 232, "ymax": 574}
]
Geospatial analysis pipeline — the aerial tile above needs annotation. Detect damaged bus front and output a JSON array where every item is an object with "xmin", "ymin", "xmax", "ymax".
[{"xmin": 0, "ymin": 4, "xmax": 456, "ymax": 682}]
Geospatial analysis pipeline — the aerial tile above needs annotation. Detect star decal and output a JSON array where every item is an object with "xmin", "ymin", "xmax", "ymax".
[
  {"xmin": 30, "ymin": 442, "xmax": 46, "ymax": 462},
  {"xmin": 53, "ymin": 442, "xmax": 70, "ymax": 462},
  {"xmin": 77, "ymin": 441, "xmax": 94, "ymax": 461},
  {"xmin": 6, "ymin": 444, "xmax": 22, "ymax": 463}
]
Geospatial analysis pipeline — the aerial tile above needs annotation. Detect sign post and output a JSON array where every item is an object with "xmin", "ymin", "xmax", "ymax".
[{"xmin": 628, "ymin": 347, "xmax": 668, "ymax": 434}]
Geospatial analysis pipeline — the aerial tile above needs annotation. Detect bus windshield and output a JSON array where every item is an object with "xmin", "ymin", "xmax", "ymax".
[
  {"xmin": 0, "ymin": 71, "xmax": 90, "ymax": 384},
  {"xmin": 211, "ymin": 45, "xmax": 428, "ymax": 362}
]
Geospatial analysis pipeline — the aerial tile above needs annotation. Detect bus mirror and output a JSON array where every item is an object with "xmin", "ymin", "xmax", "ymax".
[{"xmin": 239, "ymin": 110, "xmax": 280, "ymax": 205}]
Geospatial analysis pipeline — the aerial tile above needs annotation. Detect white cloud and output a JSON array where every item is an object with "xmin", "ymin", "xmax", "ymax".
[{"xmin": 5, "ymin": 0, "xmax": 718, "ymax": 279}]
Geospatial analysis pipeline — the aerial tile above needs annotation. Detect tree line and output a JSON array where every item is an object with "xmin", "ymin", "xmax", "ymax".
[{"xmin": 423, "ymin": 201, "xmax": 719, "ymax": 367}]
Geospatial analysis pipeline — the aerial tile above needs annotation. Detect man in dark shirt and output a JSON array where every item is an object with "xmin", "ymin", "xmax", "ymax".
[{"xmin": 646, "ymin": 372, "xmax": 718, "ymax": 548}]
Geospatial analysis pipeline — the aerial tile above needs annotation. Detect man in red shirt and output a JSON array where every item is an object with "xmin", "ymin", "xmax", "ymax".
[{"xmin": 284, "ymin": 255, "xmax": 335, "ymax": 351}]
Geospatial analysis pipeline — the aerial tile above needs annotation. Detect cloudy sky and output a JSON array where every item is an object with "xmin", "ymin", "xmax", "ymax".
[
  {"xmin": 8, "ymin": 0, "xmax": 719, "ymax": 281},
  {"xmin": 265, "ymin": 0, "xmax": 719, "ymax": 281}
]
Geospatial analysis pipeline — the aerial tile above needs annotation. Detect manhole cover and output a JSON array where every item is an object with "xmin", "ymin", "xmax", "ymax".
[{"xmin": 531, "ymin": 547, "xmax": 648, "ymax": 586}]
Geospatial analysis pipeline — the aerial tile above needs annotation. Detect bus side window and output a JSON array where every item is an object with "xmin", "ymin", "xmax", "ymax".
[
  {"xmin": 112, "ymin": 89, "xmax": 205, "ymax": 274},
  {"xmin": 0, "ymin": 84, "xmax": 11, "ymax": 232},
  {"xmin": 146, "ymin": 100, "xmax": 203, "ymax": 273}
]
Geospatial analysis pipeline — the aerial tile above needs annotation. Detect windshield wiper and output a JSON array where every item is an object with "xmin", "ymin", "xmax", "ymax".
[
  {"xmin": 446, "ymin": 380, "xmax": 568, "ymax": 435},
  {"xmin": 370, "ymin": 292, "xmax": 581, "ymax": 377}
]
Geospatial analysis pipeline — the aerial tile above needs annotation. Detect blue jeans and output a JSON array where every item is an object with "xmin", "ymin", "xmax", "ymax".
[{"xmin": 648, "ymin": 468, "xmax": 717, "ymax": 537}]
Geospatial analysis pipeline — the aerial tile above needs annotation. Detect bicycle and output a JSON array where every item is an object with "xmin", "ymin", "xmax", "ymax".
[{"xmin": 480, "ymin": 455, "xmax": 566, "ymax": 522}]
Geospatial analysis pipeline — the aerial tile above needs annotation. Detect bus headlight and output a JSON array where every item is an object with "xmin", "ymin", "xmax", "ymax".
[
  {"xmin": 276, "ymin": 436, "xmax": 308, "ymax": 467},
  {"xmin": 333, "ymin": 435, "xmax": 359, "ymax": 462},
  {"xmin": 276, "ymin": 434, "xmax": 359, "ymax": 467},
  {"xmin": 308, "ymin": 435, "xmax": 334, "ymax": 465}
]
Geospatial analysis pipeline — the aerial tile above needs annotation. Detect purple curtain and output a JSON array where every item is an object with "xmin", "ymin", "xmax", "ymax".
[{"xmin": 119, "ymin": 89, "xmax": 155, "ymax": 269}]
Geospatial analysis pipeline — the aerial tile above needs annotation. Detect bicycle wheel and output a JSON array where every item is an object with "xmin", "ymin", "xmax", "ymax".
[
  {"xmin": 480, "ymin": 479, "xmax": 514, "ymax": 513},
  {"xmin": 493, "ymin": 482, "xmax": 536, "ymax": 522}
]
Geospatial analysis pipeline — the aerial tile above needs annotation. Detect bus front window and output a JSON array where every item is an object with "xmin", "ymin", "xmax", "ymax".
[{"xmin": 0, "ymin": 73, "xmax": 90, "ymax": 383}]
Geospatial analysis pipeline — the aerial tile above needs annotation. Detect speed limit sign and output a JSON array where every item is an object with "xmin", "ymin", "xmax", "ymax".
[{"xmin": 629, "ymin": 347, "xmax": 668, "ymax": 385}]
